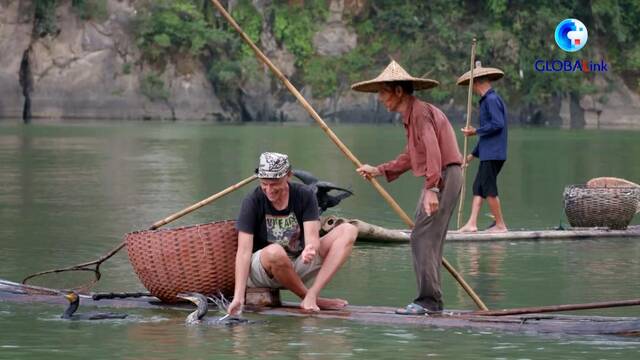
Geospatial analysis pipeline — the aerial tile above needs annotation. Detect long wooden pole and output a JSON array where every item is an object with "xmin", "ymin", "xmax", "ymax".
[
  {"xmin": 456, "ymin": 39, "xmax": 477, "ymax": 228},
  {"xmin": 472, "ymin": 298, "xmax": 640, "ymax": 317},
  {"xmin": 210, "ymin": 0, "xmax": 488, "ymax": 311},
  {"xmin": 149, "ymin": 174, "xmax": 258, "ymax": 230},
  {"xmin": 23, "ymin": 175, "xmax": 258, "ymax": 285}
]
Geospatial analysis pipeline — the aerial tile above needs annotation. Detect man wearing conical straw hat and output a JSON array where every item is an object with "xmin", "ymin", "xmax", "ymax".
[
  {"xmin": 457, "ymin": 61, "xmax": 508, "ymax": 233},
  {"xmin": 354, "ymin": 60, "xmax": 463, "ymax": 315}
]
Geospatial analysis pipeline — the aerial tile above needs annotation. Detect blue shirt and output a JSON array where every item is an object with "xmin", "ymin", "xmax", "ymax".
[{"xmin": 471, "ymin": 88, "xmax": 507, "ymax": 161}]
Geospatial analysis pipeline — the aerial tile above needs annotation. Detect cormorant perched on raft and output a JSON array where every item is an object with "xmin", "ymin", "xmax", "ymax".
[
  {"xmin": 292, "ymin": 169, "xmax": 353, "ymax": 213},
  {"xmin": 177, "ymin": 292, "xmax": 251, "ymax": 326},
  {"xmin": 61, "ymin": 291, "xmax": 128, "ymax": 320}
]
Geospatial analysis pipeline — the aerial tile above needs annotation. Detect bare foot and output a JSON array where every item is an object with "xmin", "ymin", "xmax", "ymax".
[
  {"xmin": 458, "ymin": 224, "xmax": 478, "ymax": 233},
  {"xmin": 486, "ymin": 225, "xmax": 508, "ymax": 233},
  {"xmin": 317, "ymin": 297, "xmax": 348, "ymax": 310},
  {"xmin": 300, "ymin": 294, "xmax": 348, "ymax": 312}
]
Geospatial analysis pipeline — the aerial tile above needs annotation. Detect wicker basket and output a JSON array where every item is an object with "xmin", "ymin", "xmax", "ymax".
[
  {"xmin": 563, "ymin": 185, "xmax": 640, "ymax": 230},
  {"xmin": 126, "ymin": 220, "xmax": 238, "ymax": 303}
]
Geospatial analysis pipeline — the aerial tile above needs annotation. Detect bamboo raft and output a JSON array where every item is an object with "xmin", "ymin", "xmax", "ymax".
[
  {"xmin": 321, "ymin": 217, "xmax": 640, "ymax": 243},
  {"xmin": 2, "ymin": 279, "xmax": 639, "ymax": 337}
]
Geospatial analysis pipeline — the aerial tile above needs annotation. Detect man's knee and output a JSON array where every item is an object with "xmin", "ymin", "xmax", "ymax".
[
  {"xmin": 336, "ymin": 223, "xmax": 358, "ymax": 245},
  {"xmin": 261, "ymin": 244, "xmax": 290, "ymax": 269}
]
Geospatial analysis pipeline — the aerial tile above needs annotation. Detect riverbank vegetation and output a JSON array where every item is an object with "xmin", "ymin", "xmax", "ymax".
[{"xmin": 29, "ymin": 0, "xmax": 640, "ymax": 122}]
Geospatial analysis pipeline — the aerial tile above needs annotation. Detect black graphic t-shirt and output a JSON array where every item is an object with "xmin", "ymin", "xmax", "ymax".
[{"xmin": 236, "ymin": 182, "xmax": 319, "ymax": 257}]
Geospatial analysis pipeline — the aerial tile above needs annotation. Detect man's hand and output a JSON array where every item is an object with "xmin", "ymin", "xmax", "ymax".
[
  {"xmin": 356, "ymin": 164, "xmax": 381, "ymax": 179},
  {"xmin": 227, "ymin": 297, "xmax": 244, "ymax": 315},
  {"xmin": 423, "ymin": 189, "xmax": 439, "ymax": 216},
  {"xmin": 461, "ymin": 126, "xmax": 477, "ymax": 137},
  {"xmin": 301, "ymin": 243, "xmax": 317, "ymax": 264},
  {"xmin": 462, "ymin": 154, "xmax": 474, "ymax": 168}
]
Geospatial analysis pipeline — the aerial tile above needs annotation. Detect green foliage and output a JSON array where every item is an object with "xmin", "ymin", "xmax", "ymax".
[
  {"xmin": 135, "ymin": 0, "xmax": 221, "ymax": 63},
  {"xmin": 125, "ymin": 0, "xmax": 640, "ymax": 115},
  {"xmin": 303, "ymin": 40, "xmax": 384, "ymax": 98},
  {"xmin": 71, "ymin": 0, "xmax": 108, "ymax": 21},
  {"xmin": 304, "ymin": 57, "xmax": 339, "ymax": 98},
  {"xmin": 231, "ymin": 0, "xmax": 262, "ymax": 58},
  {"xmin": 487, "ymin": 0, "xmax": 508, "ymax": 17},
  {"xmin": 34, "ymin": 0, "xmax": 58, "ymax": 37},
  {"xmin": 122, "ymin": 62, "xmax": 132, "ymax": 75},
  {"xmin": 273, "ymin": 0, "xmax": 327, "ymax": 66},
  {"xmin": 140, "ymin": 73, "xmax": 169, "ymax": 102}
]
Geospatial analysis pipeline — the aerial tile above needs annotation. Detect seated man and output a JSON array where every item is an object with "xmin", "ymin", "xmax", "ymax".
[{"xmin": 227, "ymin": 152, "xmax": 358, "ymax": 314}]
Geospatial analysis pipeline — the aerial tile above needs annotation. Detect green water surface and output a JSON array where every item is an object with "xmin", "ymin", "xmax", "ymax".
[{"xmin": 1, "ymin": 122, "xmax": 639, "ymax": 359}]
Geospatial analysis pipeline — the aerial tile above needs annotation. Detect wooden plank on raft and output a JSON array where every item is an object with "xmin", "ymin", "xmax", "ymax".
[
  {"xmin": 2, "ymin": 279, "xmax": 639, "ymax": 337},
  {"xmin": 321, "ymin": 217, "xmax": 640, "ymax": 243}
]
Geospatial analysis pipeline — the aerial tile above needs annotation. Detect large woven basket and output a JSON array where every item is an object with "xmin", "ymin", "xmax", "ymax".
[
  {"xmin": 126, "ymin": 220, "xmax": 238, "ymax": 303},
  {"xmin": 563, "ymin": 185, "xmax": 640, "ymax": 230}
]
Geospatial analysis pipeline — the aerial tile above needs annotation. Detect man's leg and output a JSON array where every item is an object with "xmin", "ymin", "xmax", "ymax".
[
  {"xmin": 459, "ymin": 195, "xmax": 483, "ymax": 232},
  {"xmin": 301, "ymin": 223, "xmax": 358, "ymax": 311},
  {"xmin": 459, "ymin": 167, "xmax": 484, "ymax": 233},
  {"xmin": 259, "ymin": 244, "xmax": 308, "ymax": 298},
  {"xmin": 486, "ymin": 196, "xmax": 507, "ymax": 232},
  {"xmin": 410, "ymin": 165, "xmax": 462, "ymax": 311},
  {"xmin": 485, "ymin": 161, "xmax": 507, "ymax": 232}
]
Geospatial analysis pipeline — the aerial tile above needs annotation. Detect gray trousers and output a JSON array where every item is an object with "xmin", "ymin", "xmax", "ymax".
[{"xmin": 410, "ymin": 165, "xmax": 462, "ymax": 311}]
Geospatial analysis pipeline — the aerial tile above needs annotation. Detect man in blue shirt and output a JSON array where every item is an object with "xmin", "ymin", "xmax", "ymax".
[{"xmin": 457, "ymin": 62, "xmax": 508, "ymax": 233}]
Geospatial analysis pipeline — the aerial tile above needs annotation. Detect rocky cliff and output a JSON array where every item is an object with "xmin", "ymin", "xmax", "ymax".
[
  {"xmin": 1, "ymin": 0, "xmax": 639, "ymax": 128},
  {"xmin": 1, "ymin": 0, "xmax": 224, "ymax": 121}
]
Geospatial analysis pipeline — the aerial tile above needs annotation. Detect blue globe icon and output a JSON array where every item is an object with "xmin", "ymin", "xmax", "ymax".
[{"xmin": 555, "ymin": 19, "xmax": 588, "ymax": 52}]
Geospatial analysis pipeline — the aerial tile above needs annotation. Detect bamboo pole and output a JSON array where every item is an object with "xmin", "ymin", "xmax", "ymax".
[
  {"xmin": 472, "ymin": 298, "xmax": 640, "ymax": 316},
  {"xmin": 23, "ymin": 175, "xmax": 258, "ymax": 285},
  {"xmin": 456, "ymin": 39, "xmax": 477, "ymax": 229},
  {"xmin": 149, "ymin": 174, "xmax": 258, "ymax": 230},
  {"xmin": 210, "ymin": 0, "xmax": 488, "ymax": 311}
]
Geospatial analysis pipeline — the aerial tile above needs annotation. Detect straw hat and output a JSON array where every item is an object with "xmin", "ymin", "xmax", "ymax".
[
  {"xmin": 351, "ymin": 60, "xmax": 439, "ymax": 93},
  {"xmin": 456, "ymin": 61, "xmax": 504, "ymax": 86}
]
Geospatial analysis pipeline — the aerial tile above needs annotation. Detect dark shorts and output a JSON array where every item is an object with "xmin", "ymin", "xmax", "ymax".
[{"xmin": 473, "ymin": 160, "xmax": 505, "ymax": 198}]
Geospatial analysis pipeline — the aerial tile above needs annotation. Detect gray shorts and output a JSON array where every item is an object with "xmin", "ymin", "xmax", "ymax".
[{"xmin": 247, "ymin": 248, "xmax": 323, "ymax": 288}]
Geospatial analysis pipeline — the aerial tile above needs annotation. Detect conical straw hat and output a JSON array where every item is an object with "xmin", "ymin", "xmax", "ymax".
[
  {"xmin": 456, "ymin": 61, "xmax": 504, "ymax": 86},
  {"xmin": 351, "ymin": 60, "xmax": 439, "ymax": 93}
]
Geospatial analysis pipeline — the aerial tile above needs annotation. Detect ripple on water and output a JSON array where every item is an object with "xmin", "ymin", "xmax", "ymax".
[{"xmin": 382, "ymin": 331, "xmax": 417, "ymax": 340}]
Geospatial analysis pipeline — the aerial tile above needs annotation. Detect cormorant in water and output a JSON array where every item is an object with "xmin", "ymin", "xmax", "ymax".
[
  {"xmin": 292, "ymin": 169, "xmax": 353, "ymax": 213},
  {"xmin": 177, "ymin": 292, "xmax": 252, "ymax": 326},
  {"xmin": 61, "ymin": 291, "xmax": 128, "ymax": 320}
]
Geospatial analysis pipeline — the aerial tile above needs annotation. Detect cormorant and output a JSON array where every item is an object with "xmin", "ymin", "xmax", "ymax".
[
  {"xmin": 177, "ymin": 292, "xmax": 251, "ymax": 326},
  {"xmin": 292, "ymin": 169, "xmax": 353, "ymax": 213},
  {"xmin": 61, "ymin": 291, "xmax": 128, "ymax": 320}
]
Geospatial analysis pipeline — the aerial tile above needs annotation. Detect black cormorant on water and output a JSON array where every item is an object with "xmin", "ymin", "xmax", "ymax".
[
  {"xmin": 177, "ymin": 292, "xmax": 252, "ymax": 326},
  {"xmin": 61, "ymin": 291, "xmax": 128, "ymax": 320},
  {"xmin": 292, "ymin": 169, "xmax": 353, "ymax": 213}
]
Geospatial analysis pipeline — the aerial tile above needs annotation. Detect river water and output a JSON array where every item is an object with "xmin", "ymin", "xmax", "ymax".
[{"xmin": 0, "ymin": 122, "xmax": 639, "ymax": 359}]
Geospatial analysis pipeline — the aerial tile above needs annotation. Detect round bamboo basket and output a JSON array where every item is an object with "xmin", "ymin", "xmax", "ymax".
[
  {"xmin": 126, "ymin": 220, "xmax": 238, "ymax": 303},
  {"xmin": 563, "ymin": 185, "xmax": 640, "ymax": 230}
]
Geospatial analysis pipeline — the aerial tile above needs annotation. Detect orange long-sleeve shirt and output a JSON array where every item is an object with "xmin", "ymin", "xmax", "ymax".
[{"xmin": 377, "ymin": 96, "xmax": 462, "ymax": 191}]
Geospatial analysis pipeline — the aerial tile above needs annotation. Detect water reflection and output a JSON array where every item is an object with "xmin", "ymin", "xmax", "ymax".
[{"xmin": 454, "ymin": 243, "xmax": 507, "ymax": 305}]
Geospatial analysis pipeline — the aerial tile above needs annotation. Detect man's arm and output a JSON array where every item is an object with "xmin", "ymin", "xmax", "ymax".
[
  {"xmin": 422, "ymin": 120, "xmax": 442, "ymax": 190},
  {"xmin": 301, "ymin": 220, "xmax": 321, "ymax": 264},
  {"xmin": 476, "ymin": 99, "xmax": 505, "ymax": 137},
  {"xmin": 228, "ymin": 231, "xmax": 253, "ymax": 315},
  {"xmin": 376, "ymin": 144, "xmax": 412, "ymax": 182}
]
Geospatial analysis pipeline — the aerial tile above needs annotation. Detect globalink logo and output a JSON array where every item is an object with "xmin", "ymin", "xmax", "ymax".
[
  {"xmin": 534, "ymin": 18, "xmax": 608, "ymax": 73},
  {"xmin": 554, "ymin": 18, "xmax": 588, "ymax": 52}
]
